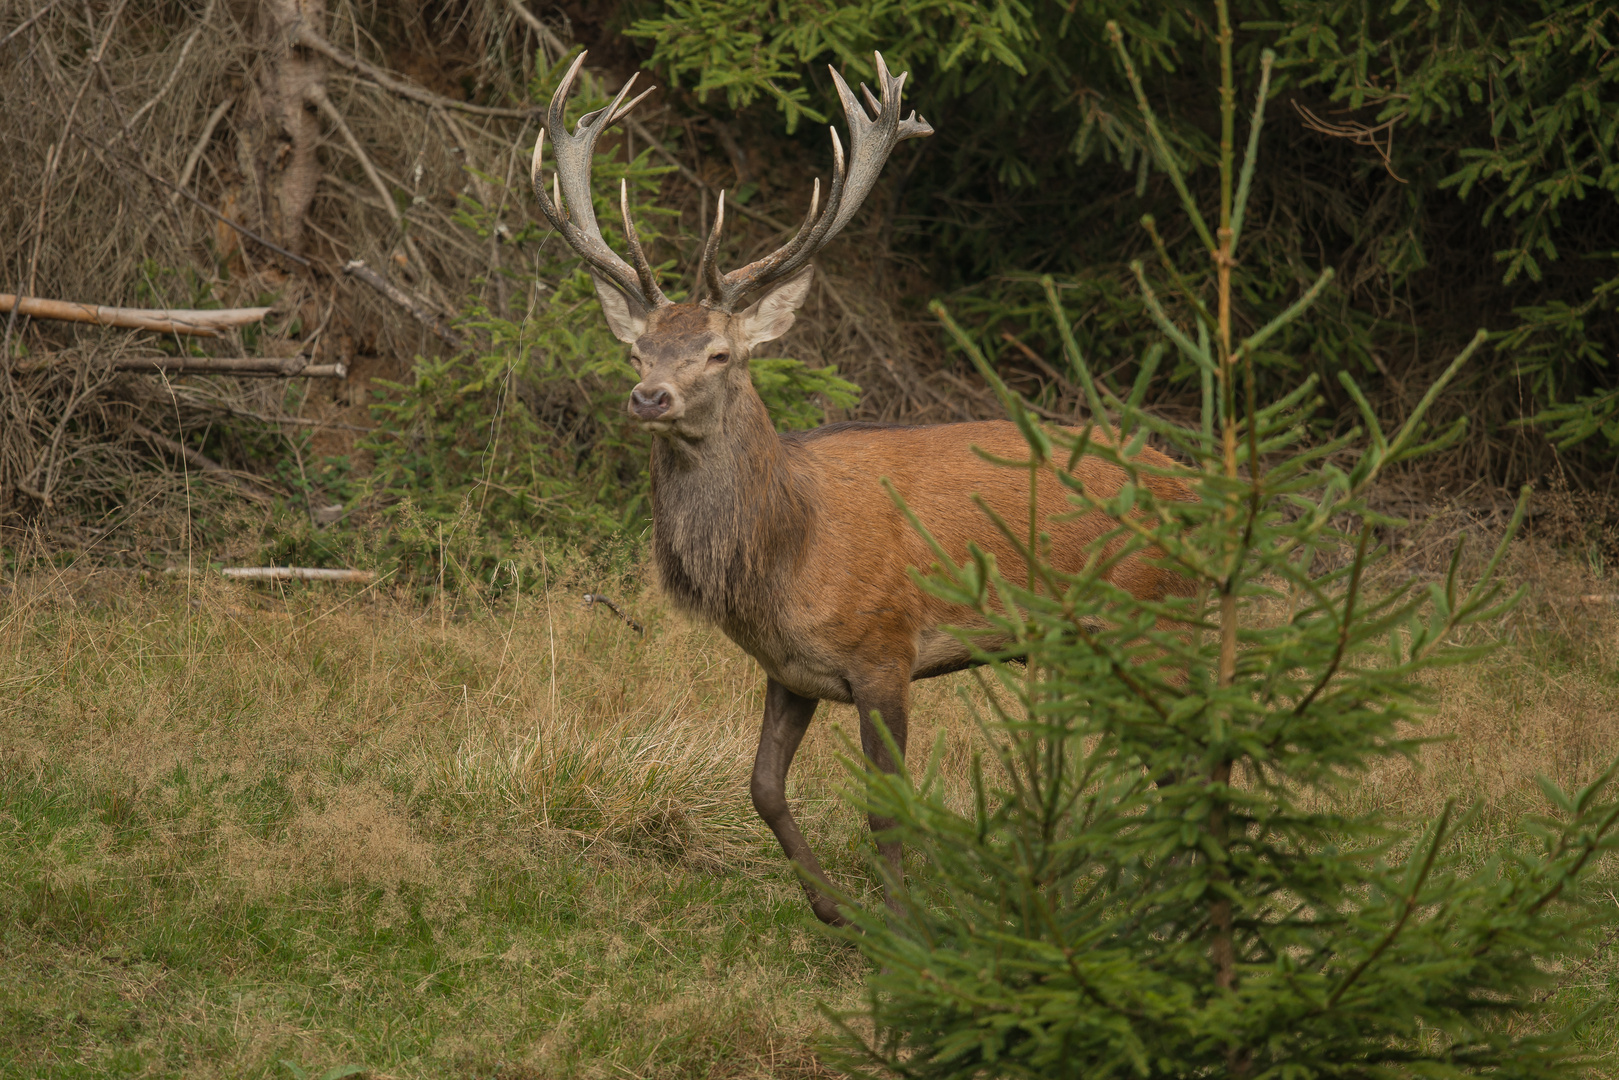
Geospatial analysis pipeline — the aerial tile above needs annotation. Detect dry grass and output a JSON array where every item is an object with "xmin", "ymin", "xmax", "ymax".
[
  {"xmin": 0, "ymin": 537, "xmax": 1616, "ymax": 1076},
  {"xmin": 0, "ymin": 553, "xmax": 881, "ymax": 1077}
]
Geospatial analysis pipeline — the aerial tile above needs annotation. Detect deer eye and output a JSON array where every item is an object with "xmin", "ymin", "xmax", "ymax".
[{"xmin": 707, "ymin": 351, "xmax": 730, "ymax": 366}]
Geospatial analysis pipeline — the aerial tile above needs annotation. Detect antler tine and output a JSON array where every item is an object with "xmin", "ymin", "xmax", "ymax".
[
  {"xmin": 609, "ymin": 83, "xmax": 657, "ymax": 125},
  {"xmin": 619, "ymin": 178, "xmax": 666, "ymax": 305},
  {"xmin": 698, "ymin": 176, "xmax": 825, "ymax": 308},
  {"xmin": 529, "ymin": 53, "xmax": 667, "ymax": 309},
  {"xmin": 706, "ymin": 52, "xmax": 932, "ymax": 311},
  {"xmin": 697, "ymin": 192, "xmax": 727, "ymax": 303}
]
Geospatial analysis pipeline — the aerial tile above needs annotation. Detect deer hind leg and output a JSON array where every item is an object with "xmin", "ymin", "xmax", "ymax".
[
  {"xmin": 852, "ymin": 674, "xmax": 910, "ymax": 911},
  {"xmin": 752, "ymin": 678, "xmax": 844, "ymax": 926}
]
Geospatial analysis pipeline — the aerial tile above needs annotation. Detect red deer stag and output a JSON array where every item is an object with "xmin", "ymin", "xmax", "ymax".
[{"xmin": 530, "ymin": 52, "xmax": 1192, "ymax": 926}]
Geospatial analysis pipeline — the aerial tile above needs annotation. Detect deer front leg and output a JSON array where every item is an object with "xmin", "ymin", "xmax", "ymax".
[
  {"xmin": 752, "ymin": 678, "xmax": 845, "ymax": 926},
  {"xmin": 852, "ymin": 673, "xmax": 910, "ymax": 910}
]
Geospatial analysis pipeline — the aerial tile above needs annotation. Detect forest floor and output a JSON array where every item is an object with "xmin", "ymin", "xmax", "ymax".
[{"xmin": 1, "ymin": 543, "xmax": 1617, "ymax": 1079}]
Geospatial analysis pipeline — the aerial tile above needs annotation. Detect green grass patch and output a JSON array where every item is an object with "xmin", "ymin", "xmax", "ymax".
[{"xmin": 0, "ymin": 556, "xmax": 1614, "ymax": 1077}]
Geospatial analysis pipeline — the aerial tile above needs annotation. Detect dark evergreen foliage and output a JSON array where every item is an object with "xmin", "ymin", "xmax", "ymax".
[
  {"xmin": 628, "ymin": 0, "xmax": 1619, "ymax": 472},
  {"xmin": 806, "ymin": 23, "xmax": 1619, "ymax": 1077}
]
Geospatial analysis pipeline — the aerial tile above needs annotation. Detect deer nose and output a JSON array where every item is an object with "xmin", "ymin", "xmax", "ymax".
[{"xmin": 629, "ymin": 384, "xmax": 673, "ymax": 421}]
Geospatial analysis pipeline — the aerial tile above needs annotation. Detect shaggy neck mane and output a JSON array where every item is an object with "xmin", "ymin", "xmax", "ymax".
[{"xmin": 648, "ymin": 387, "xmax": 812, "ymax": 634}]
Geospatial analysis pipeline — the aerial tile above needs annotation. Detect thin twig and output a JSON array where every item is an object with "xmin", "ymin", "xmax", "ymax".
[
  {"xmin": 171, "ymin": 97, "xmax": 234, "ymax": 205},
  {"xmin": 343, "ymin": 260, "xmax": 462, "ymax": 346},
  {"xmin": 502, "ymin": 0, "xmax": 569, "ymax": 63},
  {"xmin": 292, "ymin": 21, "xmax": 537, "ymax": 119},
  {"xmin": 72, "ymin": 129, "xmax": 312, "ymax": 267},
  {"xmin": 582, "ymin": 592, "xmax": 643, "ymax": 634},
  {"xmin": 1293, "ymin": 101, "xmax": 1407, "ymax": 183},
  {"xmin": 124, "ymin": 419, "xmax": 273, "ymax": 502},
  {"xmin": 122, "ymin": 0, "xmax": 215, "ymax": 134},
  {"xmin": 0, "ymin": 0, "xmax": 68, "ymax": 48},
  {"xmin": 27, "ymin": 0, "xmax": 129, "ymax": 295}
]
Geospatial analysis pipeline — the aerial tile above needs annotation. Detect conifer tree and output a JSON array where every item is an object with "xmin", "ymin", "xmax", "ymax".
[{"xmin": 828, "ymin": 9, "xmax": 1619, "ymax": 1077}]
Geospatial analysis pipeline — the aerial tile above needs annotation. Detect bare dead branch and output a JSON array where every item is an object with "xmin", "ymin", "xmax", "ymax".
[
  {"xmin": 9, "ymin": 355, "xmax": 345, "ymax": 378},
  {"xmin": 292, "ymin": 22, "xmax": 537, "ymax": 120},
  {"xmin": 72, "ymin": 129, "xmax": 313, "ymax": 267},
  {"xmin": 0, "ymin": 0, "xmax": 69, "ymax": 49},
  {"xmin": 171, "ymin": 97, "xmax": 234, "ymax": 205},
  {"xmin": 112, "ymin": 357, "xmax": 346, "ymax": 377},
  {"xmin": 1293, "ymin": 101, "xmax": 1408, "ymax": 184},
  {"xmin": 582, "ymin": 592, "xmax": 644, "ymax": 634},
  {"xmin": 219, "ymin": 566, "xmax": 375, "ymax": 582},
  {"xmin": 503, "ymin": 0, "xmax": 570, "ymax": 63},
  {"xmin": 0, "ymin": 293, "xmax": 272, "ymax": 337},
  {"xmin": 343, "ymin": 260, "xmax": 462, "ymax": 346},
  {"xmin": 124, "ymin": 419, "xmax": 273, "ymax": 502}
]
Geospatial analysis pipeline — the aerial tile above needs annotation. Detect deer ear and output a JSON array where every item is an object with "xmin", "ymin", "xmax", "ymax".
[
  {"xmin": 736, "ymin": 265, "xmax": 814, "ymax": 349},
  {"xmin": 593, "ymin": 276, "xmax": 648, "ymax": 344}
]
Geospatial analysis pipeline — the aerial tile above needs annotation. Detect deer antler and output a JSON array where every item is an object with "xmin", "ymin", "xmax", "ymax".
[
  {"xmin": 697, "ymin": 52, "xmax": 933, "ymax": 312},
  {"xmin": 530, "ymin": 52, "xmax": 667, "ymax": 311}
]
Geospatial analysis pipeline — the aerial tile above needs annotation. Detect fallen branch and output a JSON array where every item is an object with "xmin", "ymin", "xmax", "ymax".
[
  {"xmin": 343, "ymin": 260, "xmax": 462, "ymax": 346},
  {"xmin": 293, "ymin": 22, "xmax": 536, "ymax": 119},
  {"xmin": 0, "ymin": 293, "xmax": 272, "ymax": 337},
  {"xmin": 8, "ymin": 355, "xmax": 345, "ymax": 377},
  {"xmin": 219, "ymin": 566, "xmax": 376, "ymax": 582},
  {"xmin": 113, "ymin": 356, "xmax": 346, "ymax": 378},
  {"xmin": 582, "ymin": 592, "xmax": 644, "ymax": 634}
]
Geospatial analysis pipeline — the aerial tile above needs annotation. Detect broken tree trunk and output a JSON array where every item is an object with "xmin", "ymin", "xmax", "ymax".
[
  {"xmin": 242, "ymin": 0, "xmax": 327, "ymax": 258},
  {"xmin": 0, "ymin": 294, "xmax": 272, "ymax": 337}
]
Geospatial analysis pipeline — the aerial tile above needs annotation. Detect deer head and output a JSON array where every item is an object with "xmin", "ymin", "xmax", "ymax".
[{"xmin": 530, "ymin": 52, "xmax": 932, "ymax": 440}]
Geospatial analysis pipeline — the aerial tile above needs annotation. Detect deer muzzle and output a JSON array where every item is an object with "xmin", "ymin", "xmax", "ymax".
[{"xmin": 629, "ymin": 384, "xmax": 679, "ymax": 423}]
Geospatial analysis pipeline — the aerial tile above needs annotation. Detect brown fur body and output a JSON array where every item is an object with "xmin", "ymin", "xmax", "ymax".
[
  {"xmin": 609, "ymin": 294, "xmax": 1194, "ymax": 927},
  {"xmin": 650, "ymin": 398, "xmax": 1192, "ymax": 705}
]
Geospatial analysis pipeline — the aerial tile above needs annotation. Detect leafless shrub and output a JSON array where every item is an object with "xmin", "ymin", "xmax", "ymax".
[{"xmin": 0, "ymin": 0, "xmax": 975, "ymax": 559}]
